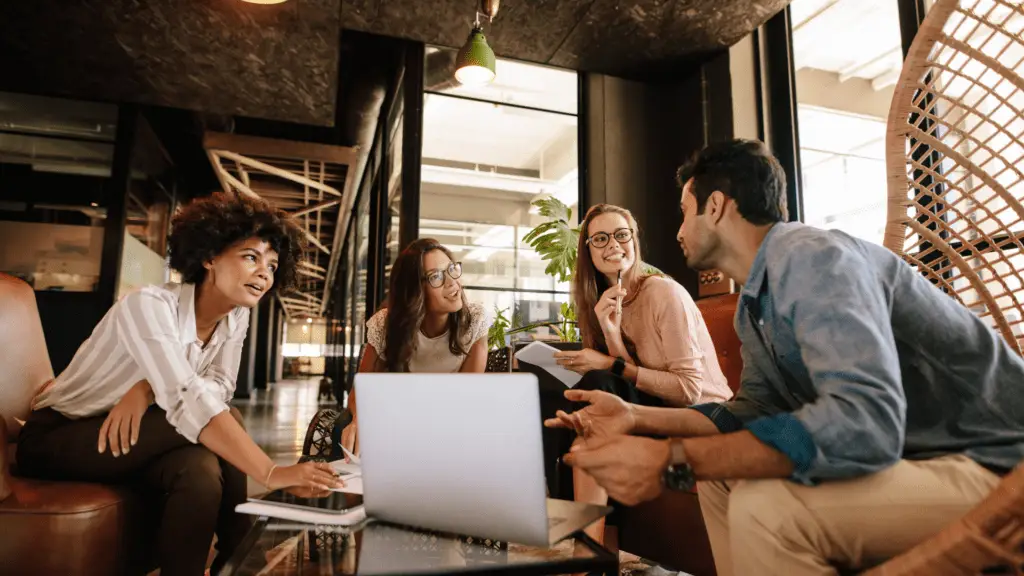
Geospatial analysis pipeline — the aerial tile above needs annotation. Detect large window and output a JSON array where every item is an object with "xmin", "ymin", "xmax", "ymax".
[
  {"xmin": 791, "ymin": 0, "xmax": 904, "ymax": 244},
  {"xmin": 420, "ymin": 49, "xmax": 579, "ymax": 334},
  {"xmin": 0, "ymin": 92, "xmax": 118, "ymax": 291}
]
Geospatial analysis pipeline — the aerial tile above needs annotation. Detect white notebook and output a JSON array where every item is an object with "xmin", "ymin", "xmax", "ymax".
[{"xmin": 514, "ymin": 341, "xmax": 583, "ymax": 388}]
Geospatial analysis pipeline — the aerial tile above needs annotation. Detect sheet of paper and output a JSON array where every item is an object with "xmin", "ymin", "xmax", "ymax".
[
  {"xmin": 328, "ymin": 461, "xmax": 364, "ymax": 494},
  {"xmin": 235, "ymin": 501, "xmax": 367, "ymax": 526},
  {"xmin": 514, "ymin": 341, "xmax": 583, "ymax": 388},
  {"xmin": 330, "ymin": 475, "xmax": 363, "ymax": 495}
]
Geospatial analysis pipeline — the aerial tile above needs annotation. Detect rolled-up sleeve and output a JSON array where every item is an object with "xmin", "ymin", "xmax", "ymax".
[
  {"xmin": 749, "ymin": 241, "xmax": 906, "ymax": 484},
  {"xmin": 114, "ymin": 290, "xmax": 230, "ymax": 443}
]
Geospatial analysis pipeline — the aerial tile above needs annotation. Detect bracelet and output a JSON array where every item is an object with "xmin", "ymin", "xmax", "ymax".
[{"xmin": 264, "ymin": 464, "xmax": 278, "ymax": 488}]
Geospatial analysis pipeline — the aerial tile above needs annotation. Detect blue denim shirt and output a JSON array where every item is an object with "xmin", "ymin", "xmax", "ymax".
[{"xmin": 692, "ymin": 223, "xmax": 1024, "ymax": 484}]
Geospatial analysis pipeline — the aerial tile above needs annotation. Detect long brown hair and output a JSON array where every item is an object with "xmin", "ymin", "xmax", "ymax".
[
  {"xmin": 572, "ymin": 204, "xmax": 650, "ymax": 352},
  {"xmin": 383, "ymin": 238, "xmax": 472, "ymax": 372}
]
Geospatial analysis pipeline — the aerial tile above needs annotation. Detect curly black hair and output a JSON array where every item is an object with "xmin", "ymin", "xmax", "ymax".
[{"xmin": 168, "ymin": 192, "xmax": 306, "ymax": 295}]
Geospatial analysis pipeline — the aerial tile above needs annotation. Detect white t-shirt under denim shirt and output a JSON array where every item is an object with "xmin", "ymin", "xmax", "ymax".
[
  {"xmin": 365, "ymin": 303, "xmax": 490, "ymax": 372},
  {"xmin": 33, "ymin": 282, "xmax": 248, "ymax": 443}
]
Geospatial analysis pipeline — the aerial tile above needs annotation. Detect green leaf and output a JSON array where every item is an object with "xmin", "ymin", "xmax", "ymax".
[
  {"xmin": 488, "ymin": 306, "xmax": 511, "ymax": 350},
  {"xmin": 523, "ymin": 197, "xmax": 581, "ymax": 284}
]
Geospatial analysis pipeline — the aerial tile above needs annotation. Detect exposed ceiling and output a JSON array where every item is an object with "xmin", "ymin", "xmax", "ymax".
[
  {"xmin": 343, "ymin": 0, "xmax": 791, "ymax": 77},
  {"xmin": 204, "ymin": 132, "xmax": 357, "ymax": 319},
  {"xmin": 0, "ymin": 1, "xmax": 790, "ymax": 130},
  {"xmin": 0, "ymin": 0, "xmax": 341, "ymax": 126}
]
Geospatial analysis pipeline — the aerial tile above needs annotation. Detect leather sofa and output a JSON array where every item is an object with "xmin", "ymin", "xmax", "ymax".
[
  {"xmin": 0, "ymin": 273, "xmax": 155, "ymax": 575},
  {"xmin": 616, "ymin": 293, "xmax": 743, "ymax": 576}
]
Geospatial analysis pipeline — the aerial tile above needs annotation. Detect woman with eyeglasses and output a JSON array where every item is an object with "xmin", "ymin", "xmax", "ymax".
[
  {"xmin": 340, "ymin": 238, "xmax": 491, "ymax": 457},
  {"xmin": 552, "ymin": 204, "xmax": 732, "ymax": 543}
]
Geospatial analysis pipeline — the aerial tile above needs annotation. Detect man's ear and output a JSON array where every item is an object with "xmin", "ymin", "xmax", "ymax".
[
  {"xmin": 707, "ymin": 190, "xmax": 729, "ymax": 225},
  {"xmin": 203, "ymin": 258, "xmax": 215, "ymax": 271}
]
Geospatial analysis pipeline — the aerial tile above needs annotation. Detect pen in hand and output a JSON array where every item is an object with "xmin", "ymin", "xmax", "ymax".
[{"xmin": 616, "ymin": 270, "xmax": 623, "ymax": 317}]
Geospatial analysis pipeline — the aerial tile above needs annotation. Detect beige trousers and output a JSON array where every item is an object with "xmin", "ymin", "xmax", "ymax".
[{"xmin": 698, "ymin": 455, "xmax": 1001, "ymax": 576}]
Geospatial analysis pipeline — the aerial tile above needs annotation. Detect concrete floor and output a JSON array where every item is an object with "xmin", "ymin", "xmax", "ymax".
[{"xmin": 231, "ymin": 378, "xmax": 337, "ymax": 496}]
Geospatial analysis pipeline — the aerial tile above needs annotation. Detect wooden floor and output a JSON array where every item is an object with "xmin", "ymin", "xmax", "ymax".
[{"xmin": 231, "ymin": 377, "xmax": 337, "ymax": 496}]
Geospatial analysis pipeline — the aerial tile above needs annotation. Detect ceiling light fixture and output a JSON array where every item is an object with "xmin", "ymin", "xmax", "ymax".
[
  {"xmin": 240, "ymin": 0, "xmax": 289, "ymax": 4},
  {"xmin": 455, "ymin": 1, "xmax": 500, "ymax": 86}
]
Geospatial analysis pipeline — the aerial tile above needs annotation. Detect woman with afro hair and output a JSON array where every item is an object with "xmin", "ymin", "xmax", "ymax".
[{"xmin": 18, "ymin": 192, "xmax": 344, "ymax": 576}]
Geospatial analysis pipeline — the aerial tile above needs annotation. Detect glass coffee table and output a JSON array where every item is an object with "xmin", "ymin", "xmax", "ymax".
[{"xmin": 220, "ymin": 515, "xmax": 617, "ymax": 576}]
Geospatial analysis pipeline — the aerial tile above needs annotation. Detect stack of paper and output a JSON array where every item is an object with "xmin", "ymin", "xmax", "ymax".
[{"xmin": 235, "ymin": 501, "xmax": 367, "ymax": 526}]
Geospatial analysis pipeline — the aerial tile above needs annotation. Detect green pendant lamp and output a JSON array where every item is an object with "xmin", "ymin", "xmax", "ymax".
[
  {"xmin": 455, "ymin": 27, "xmax": 496, "ymax": 85},
  {"xmin": 454, "ymin": 1, "xmax": 499, "ymax": 85}
]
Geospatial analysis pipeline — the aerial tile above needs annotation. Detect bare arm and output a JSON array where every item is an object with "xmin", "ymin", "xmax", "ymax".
[
  {"xmin": 632, "ymin": 404, "xmax": 720, "ymax": 437},
  {"xmin": 458, "ymin": 339, "xmax": 488, "ymax": 373},
  {"xmin": 342, "ymin": 344, "xmax": 381, "ymax": 457},
  {"xmin": 198, "ymin": 411, "xmax": 275, "ymax": 482},
  {"xmin": 683, "ymin": 431, "xmax": 794, "ymax": 480}
]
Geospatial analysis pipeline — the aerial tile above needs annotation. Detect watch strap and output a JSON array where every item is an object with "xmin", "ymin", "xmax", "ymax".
[{"xmin": 611, "ymin": 356, "xmax": 626, "ymax": 377}]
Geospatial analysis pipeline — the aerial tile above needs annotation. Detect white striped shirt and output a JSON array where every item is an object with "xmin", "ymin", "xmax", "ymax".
[{"xmin": 33, "ymin": 282, "xmax": 250, "ymax": 443}]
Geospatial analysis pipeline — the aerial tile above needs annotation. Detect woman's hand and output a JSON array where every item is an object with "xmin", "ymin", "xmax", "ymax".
[
  {"xmin": 98, "ymin": 379, "xmax": 153, "ymax": 456},
  {"xmin": 266, "ymin": 461, "xmax": 345, "ymax": 491},
  {"xmin": 554, "ymin": 348, "xmax": 614, "ymax": 375},
  {"xmin": 595, "ymin": 284, "xmax": 627, "ymax": 338}
]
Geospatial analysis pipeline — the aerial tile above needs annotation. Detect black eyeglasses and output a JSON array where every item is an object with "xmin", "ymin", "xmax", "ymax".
[
  {"xmin": 586, "ymin": 228, "xmax": 634, "ymax": 249},
  {"xmin": 424, "ymin": 262, "xmax": 463, "ymax": 288}
]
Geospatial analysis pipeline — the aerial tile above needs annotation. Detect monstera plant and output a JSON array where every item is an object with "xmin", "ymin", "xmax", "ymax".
[{"xmin": 486, "ymin": 197, "xmax": 581, "ymax": 347}]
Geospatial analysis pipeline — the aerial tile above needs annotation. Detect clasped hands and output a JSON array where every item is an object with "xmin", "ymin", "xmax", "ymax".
[{"xmin": 544, "ymin": 389, "xmax": 670, "ymax": 506}]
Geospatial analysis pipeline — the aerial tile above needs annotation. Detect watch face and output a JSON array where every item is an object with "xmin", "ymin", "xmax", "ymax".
[{"xmin": 664, "ymin": 463, "xmax": 696, "ymax": 492}]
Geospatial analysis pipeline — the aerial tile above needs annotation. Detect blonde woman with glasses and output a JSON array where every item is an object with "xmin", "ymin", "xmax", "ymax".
[
  {"xmin": 552, "ymin": 203, "xmax": 732, "ymax": 544},
  {"xmin": 340, "ymin": 238, "xmax": 491, "ymax": 458}
]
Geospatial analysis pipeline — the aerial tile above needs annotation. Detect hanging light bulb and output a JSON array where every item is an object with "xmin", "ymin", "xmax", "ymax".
[
  {"xmin": 454, "ymin": 0, "xmax": 499, "ymax": 85},
  {"xmin": 455, "ymin": 28, "xmax": 496, "ymax": 85}
]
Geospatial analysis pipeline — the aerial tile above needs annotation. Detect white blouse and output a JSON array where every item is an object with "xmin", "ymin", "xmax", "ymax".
[
  {"xmin": 366, "ymin": 303, "xmax": 490, "ymax": 372},
  {"xmin": 33, "ymin": 282, "xmax": 248, "ymax": 443}
]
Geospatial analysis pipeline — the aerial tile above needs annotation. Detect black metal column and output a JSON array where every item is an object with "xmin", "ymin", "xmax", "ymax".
[
  {"xmin": 253, "ymin": 295, "xmax": 272, "ymax": 390},
  {"xmin": 762, "ymin": 7, "xmax": 803, "ymax": 223},
  {"xmin": 97, "ymin": 105, "xmax": 138, "ymax": 310},
  {"xmin": 399, "ymin": 42, "xmax": 424, "ymax": 250}
]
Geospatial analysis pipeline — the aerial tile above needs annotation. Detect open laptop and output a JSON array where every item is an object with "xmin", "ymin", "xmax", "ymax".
[{"xmin": 355, "ymin": 372, "xmax": 610, "ymax": 547}]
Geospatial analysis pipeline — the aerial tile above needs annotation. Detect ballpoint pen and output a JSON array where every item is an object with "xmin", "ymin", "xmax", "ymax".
[{"xmin": 616, "ymin": 270, "xmax": 623, "ymax": 317}]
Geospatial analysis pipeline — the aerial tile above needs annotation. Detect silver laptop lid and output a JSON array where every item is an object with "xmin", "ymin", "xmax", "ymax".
[{"xmin": 355, "ymin": 373, "xmax": 550, "ymax": 546}]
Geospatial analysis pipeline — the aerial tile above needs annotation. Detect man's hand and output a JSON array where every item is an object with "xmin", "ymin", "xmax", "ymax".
[
  {"xmin": 553, "ymin": 349, "xmax": 615, "ymax": 375},
  {"xmin": 98, "ymin": 379, "xmax": 153, "ymax": 456},
  {"xmin": 563, "ymin": 435, "xmax": 670, "ymax": 506},
  {"xmin": 544, "ymin": 389, "xmax": 637, "ymax": 440}
]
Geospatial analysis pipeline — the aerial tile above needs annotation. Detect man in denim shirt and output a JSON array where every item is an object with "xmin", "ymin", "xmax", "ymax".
[{"xmin": 550, "ymin": 139, "xmax": 1024, "ymax": 575}]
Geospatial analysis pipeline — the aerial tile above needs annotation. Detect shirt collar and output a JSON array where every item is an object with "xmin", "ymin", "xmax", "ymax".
[
  {"xmin": 177, "ymin": 283, "xmax": 238, "ymax": 345},
  {"xmin": 740, "ymin": 223, "xmax": 784, "ymax": 301}
]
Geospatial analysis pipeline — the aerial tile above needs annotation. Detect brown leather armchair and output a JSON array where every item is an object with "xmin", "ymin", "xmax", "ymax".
[
  {"xmin": 0, "ymin": 273, "xmax": 155, "ymax": 575},
  {"xmin": 616, "ymin": 293, "xmax": 743, "ymax": 576}
]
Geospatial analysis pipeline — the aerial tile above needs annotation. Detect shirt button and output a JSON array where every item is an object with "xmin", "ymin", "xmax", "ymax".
[{"xmin": 759, "ymin": 319, "xmax": 764, "ymax": 326}]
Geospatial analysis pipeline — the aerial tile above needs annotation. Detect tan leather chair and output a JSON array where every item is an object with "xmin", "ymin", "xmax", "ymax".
[
  {"xmin": 0, "ymin": 273, "xmax": 155, "ymax": 575},
  {"xmin": 617, "ymin": 293, "xmax": 743, "ymax": 576}
]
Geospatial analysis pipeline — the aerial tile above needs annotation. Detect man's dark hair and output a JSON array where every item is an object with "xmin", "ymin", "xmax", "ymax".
[
  {"xmin": 168, "ymin": 192, "xmax": 306, "ymax": 294},
  {"xmin": 676, "ymin": 139, "xmax": 788, "ymax": 225}
]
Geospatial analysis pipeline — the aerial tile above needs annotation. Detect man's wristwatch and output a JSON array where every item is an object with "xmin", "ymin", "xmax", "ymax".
[
  {"xmin": 611, "ymin": 356, "xmax": 626, "ymax": 377},
  {"xmin": 663, "ymin": 439, "xmax": 697, "ymax": 492}
]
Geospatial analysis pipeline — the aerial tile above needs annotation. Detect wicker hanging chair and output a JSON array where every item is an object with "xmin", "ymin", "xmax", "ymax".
[{"xmin": 866, "ymin": 0, "xmax": 1024, "ymax": 573}]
